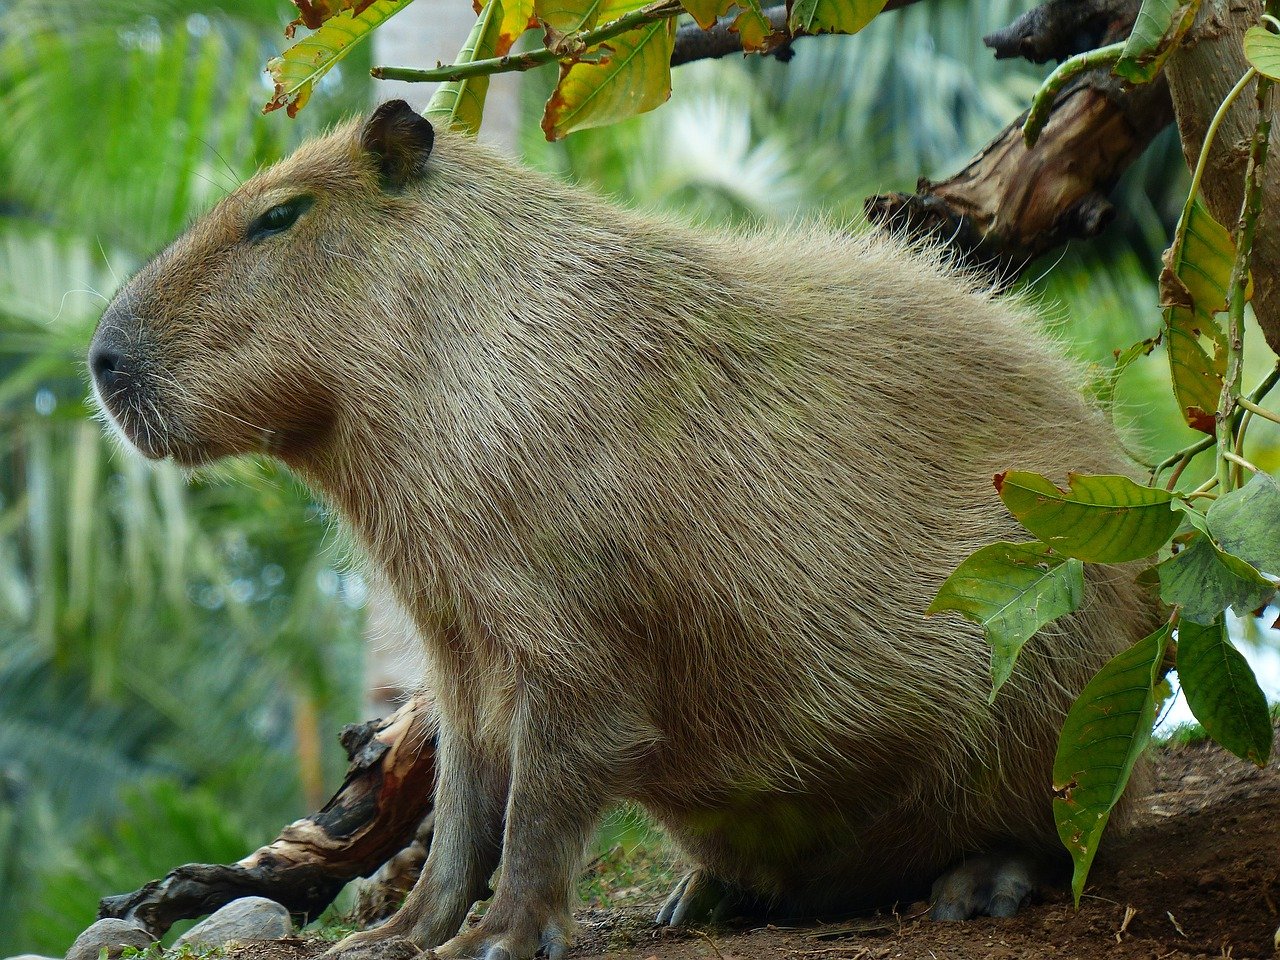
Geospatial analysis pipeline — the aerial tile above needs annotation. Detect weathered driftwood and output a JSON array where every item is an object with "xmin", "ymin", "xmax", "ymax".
[{"xmin": 98, "ymin": 694, "xmax": 437, "ymax": 937}]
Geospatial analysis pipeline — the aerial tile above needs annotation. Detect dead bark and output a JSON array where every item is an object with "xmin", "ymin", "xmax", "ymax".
[
  {"xmin": 866, "ymin": 0, "xmax": 1172, "ymax": 281},
  {"xmin": 98, "ymin": 695, "xmax": 438, "ymax": 937},
  {"xmin": 1164, "ymin": 0, "xmax": 1280, "ymax": 356},
  {"xmin": 866, "ymin": 72, "xmax": 1173, "ymax": 280}
]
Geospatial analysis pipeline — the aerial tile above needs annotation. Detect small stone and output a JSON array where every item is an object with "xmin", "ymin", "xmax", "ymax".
[
  {"xmin": 3, "ymin": 954, "xmax": 61, "ymax": 960},
  {"xmin": 173, "ymin": 897, "xmax": 293, "ymax": 949},
  {"xmin": 66, "ymin": 918, "xmax": 156, "ymax": 960}
]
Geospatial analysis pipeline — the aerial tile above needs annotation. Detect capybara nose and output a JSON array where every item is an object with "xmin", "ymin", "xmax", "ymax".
[{"xmin": 90, "ymin": 341, "xmax": 128, "ymax": 393}]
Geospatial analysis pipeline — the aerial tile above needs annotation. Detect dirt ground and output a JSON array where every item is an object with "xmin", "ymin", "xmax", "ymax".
[{"xmin": 228, "ymin": 730, "xmax": 1280, "ymax": 960}]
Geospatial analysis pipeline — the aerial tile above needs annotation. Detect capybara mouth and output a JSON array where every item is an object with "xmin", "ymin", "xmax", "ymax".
[{"xmin": 90, "ymin": 382, "xmax": 172, "ymax": 461}]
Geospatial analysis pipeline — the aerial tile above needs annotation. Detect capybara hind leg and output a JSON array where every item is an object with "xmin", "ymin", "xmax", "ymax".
[
  {"xmin": 929, "ymin": 853, "xmax": 1039, "ymax": 921},
  {"xmin": 656, "ymin": 869, "xmax": 767, "ymax": 927},
  {"xmin": 328, "ymin": 726, "xmax": 507, "ymax": 956}
]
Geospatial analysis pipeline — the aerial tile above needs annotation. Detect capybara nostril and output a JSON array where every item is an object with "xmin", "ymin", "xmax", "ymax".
[{"xmin": 89, "ymin": 342, "xmax": 127, "ymax": 392}]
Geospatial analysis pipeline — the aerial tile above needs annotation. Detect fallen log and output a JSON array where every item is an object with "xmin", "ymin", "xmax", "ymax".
[{"xmin": 98, "ymin": 694, "xmax": 438, "ymax": 937}]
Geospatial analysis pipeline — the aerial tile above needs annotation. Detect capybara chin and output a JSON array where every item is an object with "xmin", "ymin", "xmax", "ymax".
[{"xmin": 89, "ymin": 99, "xmax": 1155, "ymax": 958}]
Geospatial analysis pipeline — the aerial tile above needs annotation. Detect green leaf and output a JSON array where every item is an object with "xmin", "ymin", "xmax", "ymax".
[
  {"xmin": 264, "ymin": 0, "xmax": 416, "ymax": 117},
  {"xmin": 929, "ymin": 542, "xmax": 1084, "ymax": 702},
  {"xmin": 1244, "ymin": 24, "xmax": 1280, "ymax": 80},
  {"xmin": 1206, "ymin": 472, "xmax": 1280, "ymax": 575},
  {"xmin": 1114, "ymin": 0, "xmax": 1200, "ymax": 84},
  {"xmin": 787, "ymin": 0, "xmax": 887, "ymax": 38},
  {"xmin": 496, "ymin": 0, "xmax": 537, "ymax": 52},
  {"xmin": 537, "ymin": 0, "xmax": 608, "ymax": 35},
  {"xmin": 732, "ymin": 0, "xmax": 786, "ymax": 50},
  {"xmin": 995, "ymin": 471, "xmax": 1181, "ymax": 564},
  {"xmin": 541, "ymin": 0, "xmax": 676, "ymax": 140},
  {"xmin": 1177, "ymin": 618, "xmax": 1274, "ymax": 765},
  {"xmin": 1157, "ymin": 532, "xmax": 1275, "ymax": 625},
  {"xmin": 1053, "ymin": 624, "xmax": 1168, "ymax": 903},
  {"xmin": 426, "ymin": 0, "xmax": 505, "ymax": 135},
  {"xmin": 1088, "ymin": 334, "xmax": 1159, "ymax": 410},
  {"xmin": 1161, "ymin": 200, "xmax": 1236, "ymax": 433}
]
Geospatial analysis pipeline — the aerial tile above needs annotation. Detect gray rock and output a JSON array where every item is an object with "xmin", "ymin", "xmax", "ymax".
[
  {"xmin": 173, "ymin": 897, "xmax": 293, "ymax": 949},
  {"xmin": 66, "ymin": 918, "xmax": 156, "ymax": 960},
  {"xmin": 4, "ymin": 954, "xmax": 61, "ymax": 960}
]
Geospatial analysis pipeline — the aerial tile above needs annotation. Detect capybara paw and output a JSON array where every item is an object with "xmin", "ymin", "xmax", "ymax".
[
  {"xmin": 656, "ymin": 869, "xmax": 754, "ymax": 926},
  {"xmin": 929, "ymin": 853, "xmax": 1037, "ymax": 921},
  {"xmin": 435, "ymin": 916, "xmax": 572, "ymax": 960}
]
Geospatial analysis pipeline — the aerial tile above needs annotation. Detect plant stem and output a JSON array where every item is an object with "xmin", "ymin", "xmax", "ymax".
[
  {"xmin": 1150, "ymin": 363, "xmax": 1280, "ymax": 486},
  {"xmin": 1171, "ymin": 68, "xmax": 1257, "ymax": 255},
  {"xmin": 1236, "ymin": 395, "xmax": 1280, "ymax": 424},
  {"xmin": 1223, "ymin": 449, "xmax": 1260, "ymax": 474},
  {"xmin": 1022, "ymin": 42, "xmax": 1126, "ymax": 148},
  {"xmin": 1216, "ymin": 59, "xmax": 1275, "ymax": 494},
  {"xmin": 373, "ymin": 0, "xmax": 685, "ymax": 83}
]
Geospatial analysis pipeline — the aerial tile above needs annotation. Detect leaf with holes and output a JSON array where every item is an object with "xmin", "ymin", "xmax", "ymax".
[
  {"xmin": 1177, "ymin": 618, "xmax": 1274, "ymax": 765},
  {"xmin": 1114, "ymin": 0, "xmax": 1199, "ymax": 83},
  {"xmin": 1157, "ymin": 532, "xmax": 1275, "ymax": 626},
  {"xmin": 995, "ymin": 471, "xmax": 1181, "ymax": 564},
  {"xmin": 541, "ymin": 0, "xmax": 676, "ymax": 140},
  {"xmin": 426, "ymin": 0, "xmax": 505, "ymax": 135},
  {"xmin": 1206, "ymin": 471, "xmax": 1280, "ymax": 575},
  {"xmin": 265, "ymin": 0, "xmax": 416, "ymax": 116},
  {"xmin": 1245, "ymin": 24, "xmax": 1280, "ymax": 80},
  {"xmin": 1054, "ymin": 623, "xmax": 1168, "ymax": 903},
  {"xmin": 787, "ymin": 0, "xmax": 886, "ymax": 37},
  {"xmin": 1161, "ymin": 200, "xmax": 1237, "ymax": 433},
  {"xmin": 929, "ymin": 541, "xmax": 1084, "ymax": 702}
]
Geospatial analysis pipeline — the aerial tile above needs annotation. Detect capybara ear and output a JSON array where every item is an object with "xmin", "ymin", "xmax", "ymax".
[{"xmin": 361, "ymin": 99, "xmax": 435, "ymax": 190}]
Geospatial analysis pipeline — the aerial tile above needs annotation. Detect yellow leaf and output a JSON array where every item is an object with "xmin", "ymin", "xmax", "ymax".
[
  {"xmin": 287, "ymin": 0, "xmax": 379, "ymax": 35},
  {"xmin": 541, "ymin": 0, "xmax": 675, "ymax": 140},
  {"xmin": 733, "ymin": 0, "xmax": 785, "ymax": 51},
  {"xmin": 787, "ymin": 0, "xmax": 886, "ymax": 36},
  {"xmin": 426, "ymin": 0, "xmax": 505, "ymax": 135},
  {"xmin": 679, "ymin": 0, "xmax": 733, "ymax": 30},
  {"xmin": 1161, "ymin": 199, "xmax": 1239, "ymax": 433},
  {"xmin": 265, "ymin": 0, "xmax": 417, "ymax": 117},
  {"xmin": 496, "ymin": 0, "xmax": 537, "ymax": 51}
]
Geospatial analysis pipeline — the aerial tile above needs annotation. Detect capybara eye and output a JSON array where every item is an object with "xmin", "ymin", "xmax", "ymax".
[{"xmin": 246, "ymin": 195, "xmax": 315, "ymax": 243}]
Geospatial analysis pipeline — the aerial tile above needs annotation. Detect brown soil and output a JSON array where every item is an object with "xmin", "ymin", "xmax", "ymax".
[{"xmin": 227, "ymin": 732, "xmax": 1280, "ymax": 960}]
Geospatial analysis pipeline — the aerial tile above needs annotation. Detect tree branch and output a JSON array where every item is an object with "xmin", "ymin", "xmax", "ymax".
[
  {"xmin": 1164, "ymin": 0, "xmax": 1280, "ymax": 358},
  {"xmin": 865, "ymin": 0, "xmax": 1172, "ymax": 281},
  {"xmin": 984, "ymin": 0, "xmax": 1140, "ymax": 63},
  {"xmin": 670, "ymin": 0, "xmax": 921, "ymax": 66},
  {"xmin": 98, "ymin": 695, "xmax": 438, "ymax": 937}
]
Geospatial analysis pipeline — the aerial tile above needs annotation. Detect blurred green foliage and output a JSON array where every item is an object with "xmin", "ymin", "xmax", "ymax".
[
  {"xmin": 3, "ymin": 0, "xmax": 1279, "ymax": 955},
  {"xmin": 0, "ymin": 1, "xmax": 372, "ymax": 952}
]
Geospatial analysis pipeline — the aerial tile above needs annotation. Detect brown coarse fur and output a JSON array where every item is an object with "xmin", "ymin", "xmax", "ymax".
[{"xmin": 89, "ymin": 102, "xmax": 1159, "ymax": 959}]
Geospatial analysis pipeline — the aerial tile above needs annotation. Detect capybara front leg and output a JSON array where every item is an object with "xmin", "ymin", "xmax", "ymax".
[{"xmin": 329, "ymin": 723, "xmax": 507, "ymax": 956}]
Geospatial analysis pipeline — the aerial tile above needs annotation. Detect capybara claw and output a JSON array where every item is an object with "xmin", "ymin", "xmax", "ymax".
[{"xmin": 930, "ymin": 854, "xmax": 1037, "ymax": 921}]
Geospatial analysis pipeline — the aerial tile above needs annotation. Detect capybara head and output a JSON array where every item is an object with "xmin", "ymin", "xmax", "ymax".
[{"xmin": 88, "ymin": 100, "xmax": 438, "ymax": 467}]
